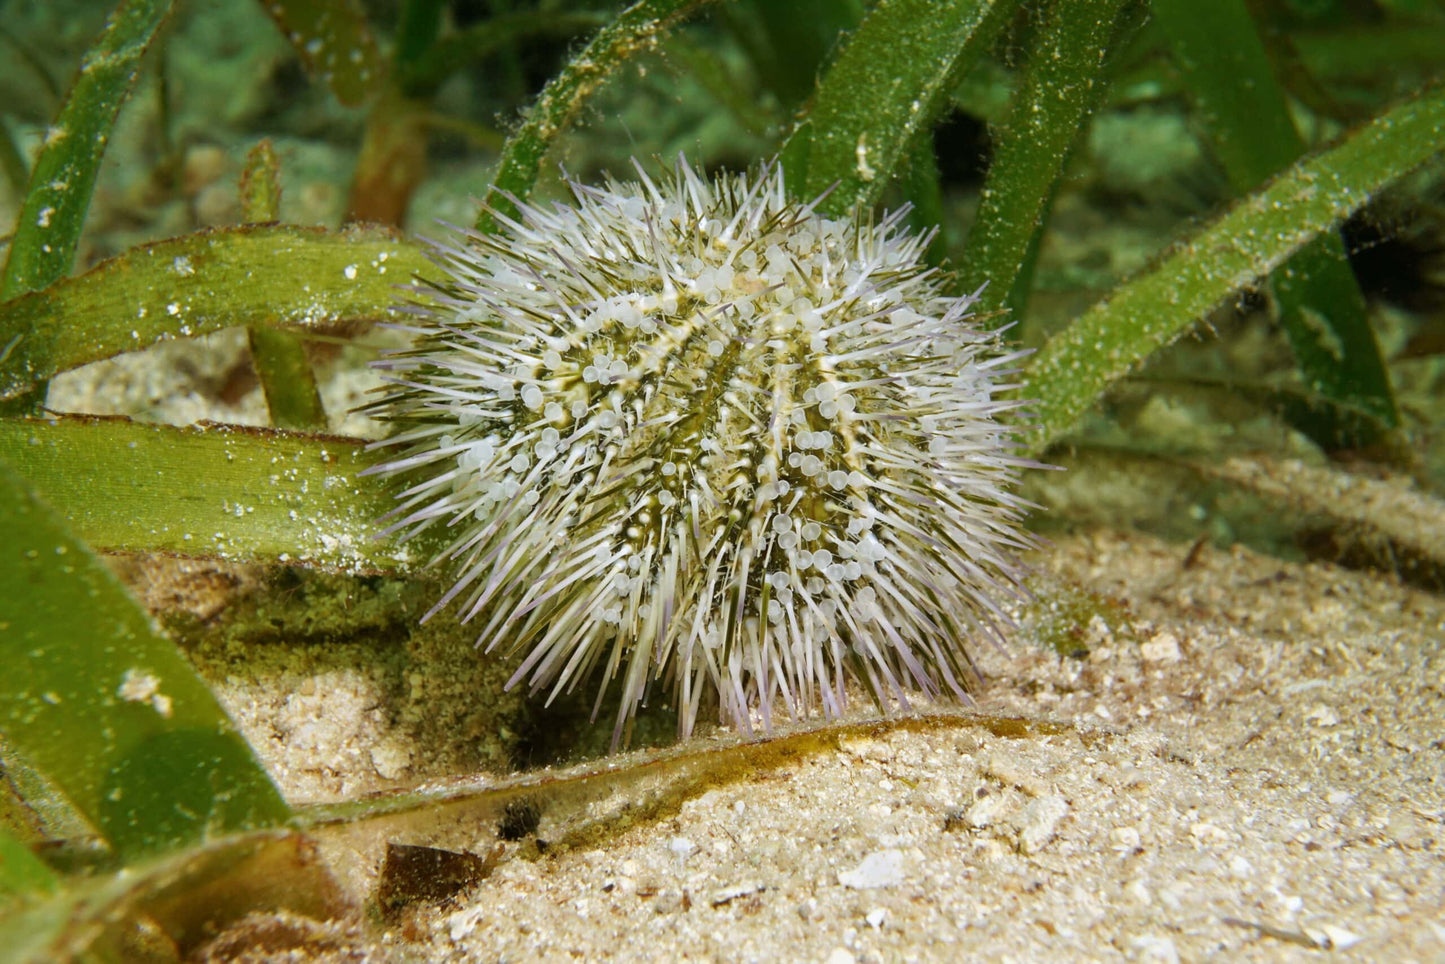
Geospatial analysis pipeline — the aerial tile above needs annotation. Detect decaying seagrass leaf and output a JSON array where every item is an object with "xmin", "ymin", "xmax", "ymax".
[
  {"xmin": 300, "ymin": 711, "xmax": 1101, "ymax": 905},
  {"xmin": 1, "ymin": 831, "xmax": 352, "ymax": 964},
  {"xmin": 1196, "ymin": 456, "xmax": 1445, "ymax": 592}
]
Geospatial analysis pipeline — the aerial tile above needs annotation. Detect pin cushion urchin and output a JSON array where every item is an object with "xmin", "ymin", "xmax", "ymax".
[{"xmin": 362, "ymin": 158, "xmax": 1038, "ymax": 744}]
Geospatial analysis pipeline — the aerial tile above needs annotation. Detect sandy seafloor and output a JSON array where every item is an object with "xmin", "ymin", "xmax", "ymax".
[{"xmin": 150, "ymin": 527, "xmax": 1444, "ymax": 964}]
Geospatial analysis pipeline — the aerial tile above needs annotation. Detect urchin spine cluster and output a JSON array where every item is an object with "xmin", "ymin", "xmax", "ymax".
[{"xmin": 363, "ymin": 158, "xmax": 1037, "ymax": 743}]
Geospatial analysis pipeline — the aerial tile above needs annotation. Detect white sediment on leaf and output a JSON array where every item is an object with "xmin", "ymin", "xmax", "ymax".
[{"xmin": 363, "ymin": 157, "xmax": 1039, "ymax": 744}]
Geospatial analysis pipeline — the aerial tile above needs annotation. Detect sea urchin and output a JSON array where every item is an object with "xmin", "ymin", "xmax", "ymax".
[{"xmin": 363, "ymin": 158, "xmax": 1037, "ymax": 744}]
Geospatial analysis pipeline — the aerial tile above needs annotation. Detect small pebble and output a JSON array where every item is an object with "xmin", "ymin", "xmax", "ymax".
[
  {"xmin": 1141, "ymin": 630, "xmax": 1182, "ymax": 663},
  {"xmin": 965, "ymin": 792, "xmax": 1011, "ymax": 829},
  {"xmin": 1018, "ymin": 795, "xmax": 1069, "ymax": 854},
  {"xmin": 1128, "ymin": 935, "xmax": 1179, "ymax": 964},
  {"xmin": 838, "ymin": 849, "xmax": 904, "ymax": 889}
]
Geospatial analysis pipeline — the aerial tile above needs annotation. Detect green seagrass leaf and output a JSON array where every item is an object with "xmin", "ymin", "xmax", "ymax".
[
  {"xmin": 778, "ymin": 0, "xmax": 1017, "ymax": 216},
  {"xmin": 1022, "ymin": 84, "xmax": 1445, "ymax": 454},
  {"xmin": 258, "ymin": 0, "xmax": 386, "ymax": 107},
  {"xmin": 0, "ymin": 826, "xmax": 59, "ymax": 904},
  {"xmin": 955, "ymin": 0, "xmax": 1142, "ymax": 317},
  {"xmin": 238, "ymin": 139, "xmax": 283, "ymax": 223},
  {"xmin": 1153, "ymin": 0, "xmax": 1399, "ymax": 432},
  {"xmin": 0, "ymin": 0, "xmax": 174, "ymax": 302},
  {"xmin": 398, "ymin": 9, "xmax": 611, "ymax": 98},
  {"xmin": 0, "ymin": 415, "xmax": 428, "ymax": 573},
  {"xmin": 0, "ymin": 456, "xmax": 291, "ymax": 863},
  {"xmin": 236, "ymin": 141, "xmax": 330, "ymax": 432},
  {"xmin": 476, "ymin": 0, "xmax": 715, "ymax": 233},
  {"xmin": 780, "ymin": 0, "xmax": 1017, "ymax": 215},
  {"xmin": 0, "ymin": 224, "xmax": 430, "ymax": 403}
]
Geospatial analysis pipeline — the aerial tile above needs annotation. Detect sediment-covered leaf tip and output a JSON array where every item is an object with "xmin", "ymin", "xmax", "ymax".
[{"xmin": 363, "ymin": 157, "xmax": 1038, "ymax": 744}]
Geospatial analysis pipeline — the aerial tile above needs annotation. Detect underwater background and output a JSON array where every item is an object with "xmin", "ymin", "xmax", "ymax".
[{"xmin": 1, "ymin": 1, "xmax": 1443, "ymax": 961}]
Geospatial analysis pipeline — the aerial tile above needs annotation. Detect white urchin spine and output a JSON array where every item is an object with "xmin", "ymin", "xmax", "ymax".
[{"xmin": 363, "ymin": 157, "xmax": 1038, "ymax": 744}]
